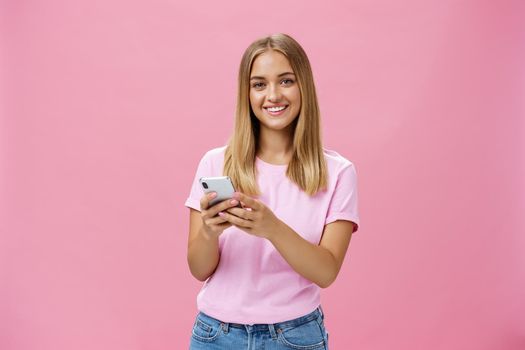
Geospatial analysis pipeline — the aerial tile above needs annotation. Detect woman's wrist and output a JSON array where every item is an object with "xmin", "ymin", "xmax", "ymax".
[
  {"xmin": 265, "ymin": 219, "xmax": 286, "ymax": 242},
  {"xmin": 200, "ymin": 226, "xmax": 220, "ymax": 242}
]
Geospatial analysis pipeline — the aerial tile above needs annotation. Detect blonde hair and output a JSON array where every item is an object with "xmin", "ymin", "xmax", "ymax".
[{"xmin": 223, "ymin": 33, "xmax": 328, "ymax": 196}]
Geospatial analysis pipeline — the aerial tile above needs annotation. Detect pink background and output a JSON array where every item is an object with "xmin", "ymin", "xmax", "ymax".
[{"xmin": 2, "ymin": 0, "xmax": 525, "ymax": 349}]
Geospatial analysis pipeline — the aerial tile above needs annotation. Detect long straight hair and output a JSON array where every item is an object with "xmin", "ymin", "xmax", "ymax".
[{"xmin": 223, "ymin": 33, "xmax": 328, "ymax": 196}]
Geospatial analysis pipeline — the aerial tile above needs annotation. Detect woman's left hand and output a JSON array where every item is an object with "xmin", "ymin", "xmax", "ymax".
[{"xmin": 218, "ymin": 192, "xmax": 281, "ymax": 239}]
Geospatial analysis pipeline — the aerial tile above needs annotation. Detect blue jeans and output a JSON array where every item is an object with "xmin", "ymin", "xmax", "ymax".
[{"xmin": 189, "ymin": 307, "xmax": 329, "ymax": 349}]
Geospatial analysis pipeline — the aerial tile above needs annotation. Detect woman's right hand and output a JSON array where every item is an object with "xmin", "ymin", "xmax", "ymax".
[{"xmin": 199, "ymin": 192, "xmax": 239, "ymax": 238}]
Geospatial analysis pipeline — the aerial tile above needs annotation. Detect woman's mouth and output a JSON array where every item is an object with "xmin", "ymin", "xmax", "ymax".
[{"xmin": 264, "ymin": 105, "xmax": 288, "ymax": 116}]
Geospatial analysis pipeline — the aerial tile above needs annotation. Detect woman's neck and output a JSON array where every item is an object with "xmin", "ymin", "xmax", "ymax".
[{"xmin": 257, "ymin": 127, "xmax": 294, "ymax": 164}]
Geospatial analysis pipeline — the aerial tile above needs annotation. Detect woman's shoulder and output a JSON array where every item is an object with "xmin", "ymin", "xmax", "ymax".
[
  {"xmin": 193, "ymin": 145, "xmax": 227, "ymax": 174},
  {"xmin": 202, "ymin": 145, "xmax": 228, "ymax": 159},
  {"xmin": 322, "ymin": 147, "xmax": 355, "ymax": 170}
]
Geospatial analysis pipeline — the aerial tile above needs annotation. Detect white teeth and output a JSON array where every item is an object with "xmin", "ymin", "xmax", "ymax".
[{"xmin": 267, "ymin": 106, "xmax": 286, "ymax": 112}]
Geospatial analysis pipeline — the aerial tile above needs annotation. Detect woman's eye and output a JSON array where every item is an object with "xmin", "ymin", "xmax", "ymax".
[
  {"xmin": 281, "ymin": 79, "xmax": 294, "ymax": 85},
  {"xmin": 252, "ymin": 82, "xmax": 265, "ymax": 89}
]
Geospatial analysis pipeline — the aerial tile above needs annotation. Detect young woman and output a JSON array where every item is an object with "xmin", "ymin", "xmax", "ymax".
[{"xmin": 185, "ymin": 33, "xmax": 360, "ymax": 350}]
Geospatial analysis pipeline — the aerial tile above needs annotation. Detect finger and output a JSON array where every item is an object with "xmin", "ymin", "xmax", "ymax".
[
  {"xmin": 233, "ymin": 192, "xmax": 260, "ymax": 211},
  {"xmin": 205, "ymin": 214, "xmax": 230, "ymax": 226},
  {"xmin": 225, "ymin": 207, "xmax": 254, "ymax": 220},
  {"xmin": 208, "ymin": 198, "xmax": 240, "ymax": 217},
  {"xmin": 204, "ymin": 221, "xmax": 232, "ymax": 235},
  {"xmin": 200, "ymin": 192, "xmax": 217, "ymax": 210},
  {"xmin": 218, "ymin": 211, "xmax": 252, "ymax": 228},
  {"xmin": 239, "ymin": 201, "xmax": 252, "ymax": 210}
]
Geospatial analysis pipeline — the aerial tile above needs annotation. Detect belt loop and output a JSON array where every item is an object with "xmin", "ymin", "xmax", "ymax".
[
  {"xmin": 268, "ymin": 323, "xmax": 278, "ymax": 339},
  {"xmin": 221, "ymin": 322, "xmax": 230, "ymax": 334},
  {"xmin": 318, "ymin": 305, "xmax": 325, "ymax": 320}
]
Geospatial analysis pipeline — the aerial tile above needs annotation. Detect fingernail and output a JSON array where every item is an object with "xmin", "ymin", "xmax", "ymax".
[
  {"xmin": 230, "ymin": 199, "xmax": 238, "ymax": 205},
  {"xmin": 209, "ymin": 192, "xmax": 217, "ymax": 198},
  {"xmin": 218, "ymin": 212, "xmax": 225, "ymax": 216}
]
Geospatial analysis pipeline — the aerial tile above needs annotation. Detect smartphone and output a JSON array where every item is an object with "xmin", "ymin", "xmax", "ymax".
[{"xmin": 199, "ymin": 176, "xmax": 241, "ymax": 208}]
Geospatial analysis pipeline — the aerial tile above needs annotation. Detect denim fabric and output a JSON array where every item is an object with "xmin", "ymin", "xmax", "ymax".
[{"xmin": 189, "ymin": 307, "xmax": 329, "ymax": 350}]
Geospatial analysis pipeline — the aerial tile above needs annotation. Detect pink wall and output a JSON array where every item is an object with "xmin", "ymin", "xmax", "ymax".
[{"xmin": 2, "ymin": 0, "xmax": 524, "ymax": 349}]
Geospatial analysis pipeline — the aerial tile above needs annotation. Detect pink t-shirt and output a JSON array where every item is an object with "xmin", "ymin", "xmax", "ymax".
[{"xmin": 184, "ymin": 145, "xmax": 360, "ymax": 324}]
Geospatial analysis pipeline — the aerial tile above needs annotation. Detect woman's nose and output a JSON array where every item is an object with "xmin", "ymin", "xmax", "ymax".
[{"xmin": 267, "ymin": 84, "xmax": 282, "ymax": 102}]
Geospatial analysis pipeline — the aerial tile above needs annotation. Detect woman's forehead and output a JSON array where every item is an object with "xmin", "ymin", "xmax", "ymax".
[{"xmin": 250, "ymin": 50, "xmax": 294, "ymax": 77}]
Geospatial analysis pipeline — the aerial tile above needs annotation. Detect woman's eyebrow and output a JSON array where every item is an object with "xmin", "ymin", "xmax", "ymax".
[{"xmin": 250, "ymin": 72, "xmax": 295, "ymax": 80}]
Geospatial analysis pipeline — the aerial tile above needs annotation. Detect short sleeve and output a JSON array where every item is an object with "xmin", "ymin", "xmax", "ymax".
[
  {"xmin": 184, "ymin": 152, "xmax": 211, "ymax": 212},
  {"xmin": 325, "ymin": 163, "xmax": 360, "ymax": 233}
]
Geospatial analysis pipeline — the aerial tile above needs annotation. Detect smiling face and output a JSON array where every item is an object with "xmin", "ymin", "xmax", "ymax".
[{"xmin": 249, "ymin": 50, "xmax": 302, "ymax": 135}]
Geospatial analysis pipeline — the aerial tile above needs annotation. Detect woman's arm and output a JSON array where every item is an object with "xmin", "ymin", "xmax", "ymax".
[
  {"xmin": 220, "ymin": 192, "xmax": 355, "ymax": 288},
  {"xmin": 268, "ymin": 219, "xmax": 354, "ymax": 288},
  {"xmin": 187, "ymin": 193, "xmax": 240, "ymax": 281},
  {"xmin": 187, "ymin": 209, "xmax": 221, "ymax": 281}
]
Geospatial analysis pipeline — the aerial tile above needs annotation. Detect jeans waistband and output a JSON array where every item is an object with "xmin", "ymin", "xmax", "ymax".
[{"xmin": 198, "ymin": 306, "xmax": 325, "ymax": 333}]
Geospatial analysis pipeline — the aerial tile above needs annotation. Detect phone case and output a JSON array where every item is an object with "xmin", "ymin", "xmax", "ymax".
[{"xmin": 199, "ymin": 176, "xmax": 238, "ymax": 207}]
